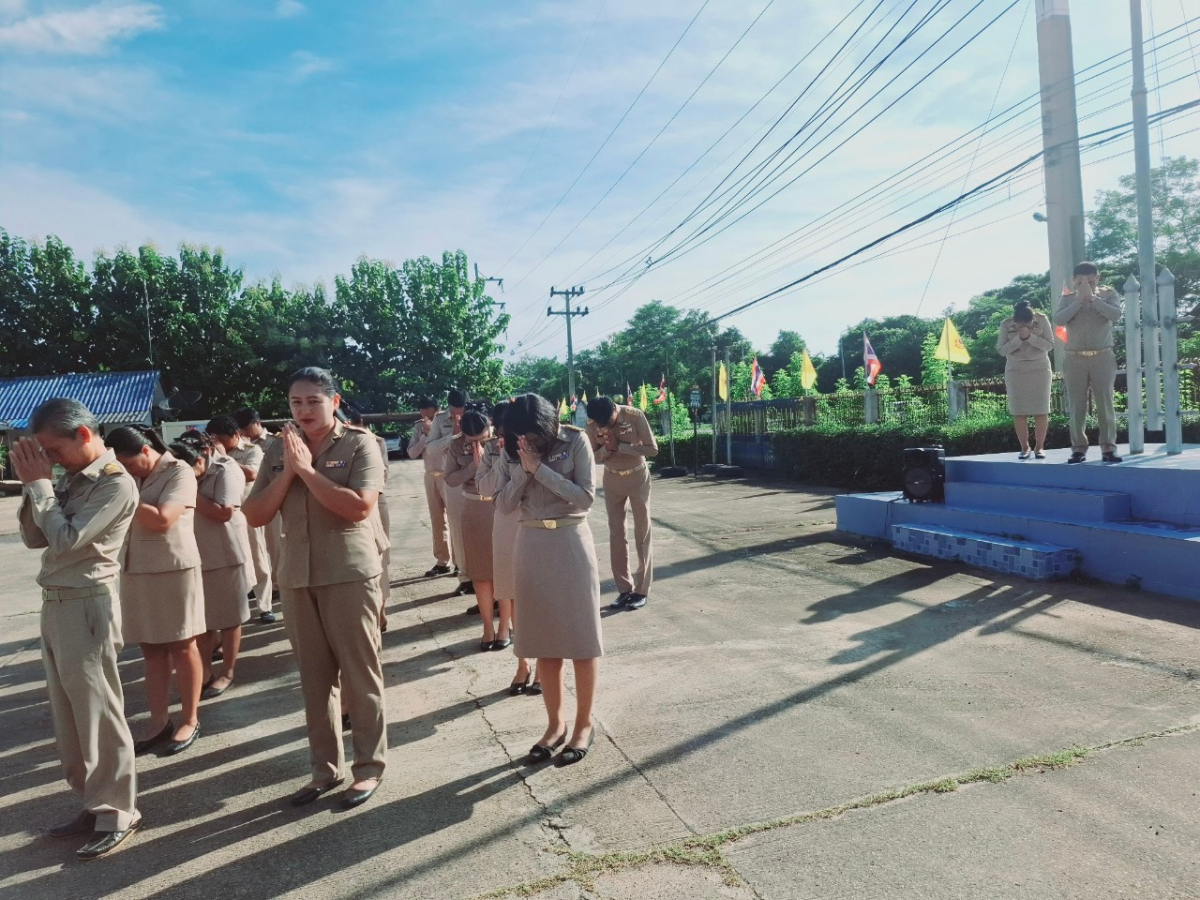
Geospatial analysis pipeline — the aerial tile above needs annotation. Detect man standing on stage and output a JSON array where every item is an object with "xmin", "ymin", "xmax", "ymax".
[
  {"xmin": 586, "ymin": 395, "xmax": 658, "ymax": 610},
  {"xmin": 1054, "ymin": 261, "xmax": 1123, "ymax": 464},
  {"xmin": 14, "ymin": 398, "xmax": 142, "ymax": 859}
]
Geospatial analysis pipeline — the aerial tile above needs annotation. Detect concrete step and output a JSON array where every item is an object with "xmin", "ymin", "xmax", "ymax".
[
  {"xmin": 944, "ymin": 481, "xmax": 1130, "ymax": 523},
  {"xmin": 891, "ymin": 523, "xmax": 1078, "ymax": 581}
]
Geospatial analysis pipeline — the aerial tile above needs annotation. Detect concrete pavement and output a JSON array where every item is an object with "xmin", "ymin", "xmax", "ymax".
[{"xmin": 1, "ymin": 458, "xmax": 1199, "ymax": 899}]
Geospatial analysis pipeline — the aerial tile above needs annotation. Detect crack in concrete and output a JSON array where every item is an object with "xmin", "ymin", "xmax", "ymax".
[{"xmin": 595, "ymin": 720, "xmax": 698, "ymax": 836}]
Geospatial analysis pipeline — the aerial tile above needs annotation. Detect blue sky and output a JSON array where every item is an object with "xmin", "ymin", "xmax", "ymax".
[{"xmin": 1, "ymin": 0, "xmax": 1198, "ymax": 364}]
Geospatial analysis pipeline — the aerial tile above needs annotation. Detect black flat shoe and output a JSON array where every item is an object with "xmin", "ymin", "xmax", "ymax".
[
  {"xmin": 259, "ymin": 611, "xmax": 277, "ymax": 624},
  {"xmin": 480, "ymin": 640, "xmax": 494, "ymax": 652},
  {"xmin": 342, "ymin": 779, "xmax": 381, "ymax": 809},
  {"xmin": 453, "ymin": 581, "xmax": 475, "ymax": 596},
  {"xmin": 290, "ymin": 778, "xmax": 345, "ymax": 807},
  {"xmin": 1018, "ymin": 451, "xmax": 1030, "ymax": 460},
  {"xmin": 49, "ymin": 811, "xmax": 95, "ymax": 838},
  {"xmin": 490, "ymin": 637, "xmax": 512, "ymax": 651},
  {"xmin": 527, "ymin": 681, "xmax": 542, "ymax": 696},
  {"xmin": 528, "ymin": 733, "xmax": 566, "ymax": 763},
  {"xmin": 559, "ymin": 731, "xmax": 595, "ymax": 766},
  {"xmin": 133, "ymin": 721, "xmax": 173, "ymax": 756},
  {"xmin": 1035, "ymin": 451, "xmax": 1046, "ymax": 459},
  {"xmin": 425, "ymin": 564, "xmax": 452, "ymax": 577},
  {"xmin": 201, "ymin": 679, "xmax": 232, "ymax": 700},
  {"xmin": 211, "ymin": 647, "xmax": 223, "ymax": 662},
  {"xmin": 76, "ymin": 818, "xmax": 141, "ymax": 860},
  {"xmin": 162, "ymin": 723, "xmax": 200, "ymax": 756},
  {"xmin": 508, "ymin": 676, "xmax": 530, "ymax": 696}
]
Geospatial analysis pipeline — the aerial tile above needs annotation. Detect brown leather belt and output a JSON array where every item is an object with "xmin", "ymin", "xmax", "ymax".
[
  {"xmin": 1066, "ymin": 348, "xmax": 1111, "ymax": 357},
  {"xmin": 520, "ymin": 518, "xmax": 584, "ymax": 530},
  {"xmin": 43, "ymin": 584, "xmax": 116, "ymax": 602}
]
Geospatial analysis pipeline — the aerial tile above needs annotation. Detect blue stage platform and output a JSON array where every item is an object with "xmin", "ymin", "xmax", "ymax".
[{"xmin": 835, "ymin": 445, "xmax": 1200, "ymax": 602}]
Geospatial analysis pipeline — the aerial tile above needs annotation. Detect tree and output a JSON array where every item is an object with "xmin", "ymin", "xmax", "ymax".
[
  {"xmin": 761, "ymin": 330, "xmax": 808, "ymax": 377},
  {"xmin": 504, "ymin": 355, "xmax": 568, "ymax": 400},
  {"xmin": 1088, "ymin": 156, "xmax": 1200, "ymax": 264}
]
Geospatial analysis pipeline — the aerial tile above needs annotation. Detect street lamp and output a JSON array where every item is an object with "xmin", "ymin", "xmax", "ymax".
[{"xmin": 1032, "ymin": 211, "xmax": 1048, "ymax": 223}]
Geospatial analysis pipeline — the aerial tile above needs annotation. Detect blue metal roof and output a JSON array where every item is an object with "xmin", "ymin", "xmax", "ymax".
[{"xmin": 0, "ymin": 371, "xmax": 162, "ymax": 429}]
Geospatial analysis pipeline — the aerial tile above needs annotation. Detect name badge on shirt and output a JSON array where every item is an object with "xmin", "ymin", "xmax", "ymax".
[
  {"xmin": 271, "ymin": 465, "xmax": 285, "ymax": 472},
  {"xmin": 548, "ymin": 451, "xmax": 569, "ymax": 462},
  {"xmin": 325, "ymin": 460, "xmax": 347, "ymax": 468}
]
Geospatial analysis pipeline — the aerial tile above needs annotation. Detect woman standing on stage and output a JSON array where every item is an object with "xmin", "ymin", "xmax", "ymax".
[
  {"xmin": 105, "ymin": 426, "xmax": 206, "ymax": 756},
  {"xmin": 997, "ymin": 299, "xmax": 1054, "ymax": 459},
  {"xmin": 496, "ymin": 394, "xmax": 602, "ymax": 765},
  {"xmin": 173, "ymin": 433, "xmax": 252, "ymax": 700},
  {"xmin": 444, "ymin": 406, "xmax": 505, "ymax": 651},
  {"xmin": 477, "ymin": 401, "xmax": 533, "ymax": 693},
  {"xmin": 244, "ymin": 367, "xmax": 388, "ymax": 809}
]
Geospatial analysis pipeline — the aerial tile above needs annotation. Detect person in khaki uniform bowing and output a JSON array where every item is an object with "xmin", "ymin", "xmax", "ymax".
[
  {"xmin": 585, "ymin": 396, "xmax": 659, "ymax": 610},
  {"xmin": 407, "ymin": 397, "xmax": 453, "ymax": 578},
  {"xmin": 208, "ymin": 415, "xmax": 274, "ymax": 625},
  {"xmin": 233, "ymin": 407, "xmax": 279, "ymax": 623},
  {"xmin": 244, "ymin": 367, "xmax": 388, "ymax": 810},
  {"xmin": 14, "ymin": 399, "xmax": 142, "ymax": 860},
  {"xmin": 105, "ymin": 426, "xmax": 207, "ymax": 758},
  {"xmin": 426, "ymin": 390, "xmax": 473, "ymax": 597},
  {"xmin": 1054, "ymin": 261, "xmax": 1124, "ymax": 464}
]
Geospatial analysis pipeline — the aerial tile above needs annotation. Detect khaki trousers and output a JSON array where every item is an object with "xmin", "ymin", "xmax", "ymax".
[
  {"xmin": 440, "ymin": 477, "xmax": 467, "ymax": 581},
  {"xmin": 264, "ymin": 517, "xmax": 282, "ymax": 584},
  {"xmin": 424, "ymin": 471, "xmax": 451, "ymax": 566},
  {"xmin": 378, "ymin": 495, "xmax": 391, "ymax": 607},
  {"xmin": 604, "ymin": 465, "xmax": 653, "ymax": 596},
  {"xmin": 281, "ymin": 577, "xmax": 387, "ymax": 783},
  {"xmin": 1064, "ymin": 348, "xmax": 1118, "ymax": 453},
  {"xmin": 41, "ymin": 587, "xmax": 138, "ymax": 832},
  {"xmin": 248, "ymin": 524, "xmax": 273, "ymax": 614}
]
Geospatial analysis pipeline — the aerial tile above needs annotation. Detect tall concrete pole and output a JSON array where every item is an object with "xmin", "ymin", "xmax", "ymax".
[
  {"xmin": 1130, "ymin": 0, "xmax": 1163, "ymax": 432},
  {"xmin": 1035, "ymin": 0, "xmax": 1087, "ymax": 374},
  {"xmin": 548, "ymin": 286, "xmax": 588, "ymax": 403}
]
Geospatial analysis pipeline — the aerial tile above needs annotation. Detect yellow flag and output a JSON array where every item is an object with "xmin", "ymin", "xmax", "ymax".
[
  {"xmin": 934, "ymin": 317, "xmax": 971, "ymax": 364},
  {"xmin": 800, "ymin": 348, "xmax": 818, "ymax": 390},
  {"xmin": 559, "ymin": 399, "xmax": 569, "ymax": 417},
  {"xmin": 639, "ymin": 384, "xmax": 649, "ymax": 411},
  {"xmin": 718, "ymin": 363, "xmax": 729, "ymax": 401},
  {"xmin": 582, "ymin": 391, "xmax": 588, "ymax": 404}
]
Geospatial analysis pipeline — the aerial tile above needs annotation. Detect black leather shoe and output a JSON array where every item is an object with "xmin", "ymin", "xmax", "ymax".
[
  {"xmin": 259, "ymin": 612, "xmax": 277, "ymax": 624},
  {"xmin": 49, "ymin": 811, "xmax": 95, "ymax": 838},
  {"xmin": 162, "ymin": 723, "xmax": 200, "ymax": 756},
  {"xmin": 290, "ymin": 778, "xmax": 345, "ymax": 807},
  {"xmin": 76, "ymin": 818, "xmax": 141, "ymax": 860},
  {"xmin": 559, "ymin": 731, "xmax": 595, "ymax": 765},
  {"xmin": 201, "ymin": 679, "xmax": 232, "ymax": 700},
  {"xmin": 608, "ymin": 592, "xmax": 632, "ymax": 609},
  {"xmin": 341, "ymin": 779, "xmax": 381, "ymax": 809},
  {"xmin": 1102, "ymin": 451, "xmax": 1123, "ymax": 463},
  {"xmin": 528, "ymin": 734, "xmax": 566, "ymax": 763},
  {"xmin": 1067, "ymin": 452, "xmax": 1087, "ymax": 464},
  {"xmin": 453, "ymin": 581, "xmax": 476, "ymax": 596},
  {"xmin": 625, "ymin": 593, "xmax": 648, "ymax": 610},
  {"xmin": 425, "ymin": 564, "xmax": 452, "ymax": 577},
  {"xmin": 490, "ymin": 637, "xmax": 512, "ymax": 651},
  {"xmin": 134, "ymin": 720, "xmax": 173, "ymax": 756}
]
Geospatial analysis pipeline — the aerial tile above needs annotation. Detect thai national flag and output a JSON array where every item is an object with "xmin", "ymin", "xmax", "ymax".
[
  {"xmin": 863, "ymin": 333, "xmax": 882, "ymax": 386},
  {"xmin": 751, "ymin": 357, "xmax": 766, "ymax": 397},
  {"xmin": 653, "ymin": 375, "xmax": 667, "ymax": 405}
]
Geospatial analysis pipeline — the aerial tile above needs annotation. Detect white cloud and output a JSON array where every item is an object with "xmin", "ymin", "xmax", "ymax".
[
  {"xmin": 0, "ymin": 62, "xmax": 163, "ymax": 119},
  {"xmin": 275, "ymin": 0, "xmax": 304, "ymax": 19},
  {"xmin": 289, "ymin": 49, "xmax": 333, "ymax": 81},
  {"xmin": 0, "ymin": 0, "xmax": 28, "ymax": 22},
  {"xmin": 0, "ymin": 1, "xmax": 163, "ymax": 55}
]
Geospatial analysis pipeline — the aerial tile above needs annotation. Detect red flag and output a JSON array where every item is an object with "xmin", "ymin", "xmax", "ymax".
[
  {"xmin": 569, "ymin": 395, "xmax": 578, "ymax": 412},
  {"xmin": 751, "ymin": 357, "xmax": 766, "ymax": 398},
  {"xmin": 1055, "ymin": 325, "xmax": 1068, "ymax": 344},
  {"xmin": 863, "ymin": 333, "xmax": 883, "ymax": 386},
  {"xmin": 626, "ymin": 382, "xmax": 633, "ymax": 405},
  {"xmin": 653, "ymin": 375, "xmax": 666, "ymax": 405}
]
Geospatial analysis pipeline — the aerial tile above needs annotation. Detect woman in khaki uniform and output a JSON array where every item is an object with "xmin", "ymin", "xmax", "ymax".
[
  {"xmin": 444, "ymin": 409, "xmax": 504, "ymax": 651},
  {"xmin": 173, "ymin": 434, "xmax": 252, "ymax": 699},
  {"xmin": 997, "ymin": 300, "xmax": 1054, "ymax": 459},
  {"xmin": 496, "ymin": 394, "xmax": 602, "ymax": 765},
  {"xmin": 105, "ymin": 426, "xmax": 206, "ymax": 757},
  {"xmin": 477, "ymin": 401, "xmax": 533, "ymax": 692},
  {"xmin": 244, "ymin": 367, "xmax": 388, "ymax": 810},
  {"xmin": 344, "ymin": 406, "xmax": 391, "ymax": 633}
]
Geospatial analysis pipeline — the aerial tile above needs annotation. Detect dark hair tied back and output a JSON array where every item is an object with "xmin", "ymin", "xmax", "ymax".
[
  {"xmin": 288, "ymin": 367, "xmax": 338, "ymax": 397},
  {"xmin": 461, "ymin": 410, "xmax": 490, "ymax": 437},
  {"xmin": 1013, "ymin": 300, "xmax": 1034, "ymax": 323},
  {"xmin": 104, "ymin": 425, "xmax": 168, "ymax": 456}
]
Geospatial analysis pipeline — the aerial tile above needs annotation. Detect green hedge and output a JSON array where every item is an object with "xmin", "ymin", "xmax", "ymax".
[{"xmin": 648, "ymin": 433, "xmax": 715, "ymax": 471}]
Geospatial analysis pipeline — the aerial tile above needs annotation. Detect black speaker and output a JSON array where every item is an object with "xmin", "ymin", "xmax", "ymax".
[{"xmin": 902, "ymin": 447, "xmax": 945, "ymax": 502}]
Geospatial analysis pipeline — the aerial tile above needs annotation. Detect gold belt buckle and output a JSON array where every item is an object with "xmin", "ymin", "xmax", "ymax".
[{"xmin": 542, "ymin": 519, "xmax": 557, "ymax": 530}]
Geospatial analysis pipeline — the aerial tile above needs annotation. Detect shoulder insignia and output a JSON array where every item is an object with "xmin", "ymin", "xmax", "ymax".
[{"xmin": 102, "ymin": 463, "xmax": 123, "ymax": 476}]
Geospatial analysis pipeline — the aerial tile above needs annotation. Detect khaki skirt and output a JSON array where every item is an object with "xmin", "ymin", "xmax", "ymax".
[
  {"xmin": 492, "ymin": 506, "xmax": 520, "ymax": 600},
  {"xmin": 201, "ymin": 563, "xmax": 252, "ymax": 631},
  {"xmin": 512, "ymin": 520, "xmax": 603, "ymax": 660},
  {"xmin": 1005, "ymin": 360, "xmax": 1052, "ymax": 416},
  {"xmin": 459, "ymin": 493, "xmax": 495, "ymax": 581},
  {"xmin": 121, "ymin": 567, "xmax": 206, "ymax": 645}
]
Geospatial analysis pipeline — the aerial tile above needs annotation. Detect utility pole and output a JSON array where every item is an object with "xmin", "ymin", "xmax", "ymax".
[
  {"xmin": 711, "ymin": 345, "xmax": 718, "ymax": 463},
  {"xmin": 1129, "ymin": 0, "xmax": 1162, "ymax": 433},
  {"xmin": 1035, "ymin": 0, "xmax": 1087, "ymax": 374},
  {"xmin": 724, "ymin": 347, "xmax": 733, "ymax": 465},
  {"xmin": 547, "ymin": 286, "xmax": 588, "ymax": 402}
]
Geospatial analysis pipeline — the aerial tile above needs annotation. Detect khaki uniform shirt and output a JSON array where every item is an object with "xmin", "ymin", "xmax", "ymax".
[
  {"xmin": 445, "ymin": 436, "xmax": 502, "ymax": 495},
  {"xmin": 496, "ymin": 427, "xmax": 595, "ymax": 522},
  {"xmin": 1054, "ymin": 289, "xmax": 1121, "ymax": 350},
  {"xmin": 476, "ymin": 441, "xmax": 509, "ymax": 499},
  {"xmin": 194, "ymin": 455, "xmax": 250, "ymax": 571},
  {"xmin": 407, "ymin": 412, "xmax": 451, "ymax": 473},
  {"xmin": 123, "ymin": 452, "xmax": 202, "ymax": 575},
  {"xmin": 19, "ymin": 450, "xmax": 138, "ymax": 589},
  {"xmin": 997, "ymin": 314, "xmax": 1054, "ymax": 371},
  {"xmin": 248, "ymin": 422, "xmax": 387, "ymax": 589},
  {"xmin": 586, "ymin": 406, "xmax": 659, "ymax": 471},
  {"xmin": 227, "ymin": 439, "xmax": 265, "ymax": 501}
]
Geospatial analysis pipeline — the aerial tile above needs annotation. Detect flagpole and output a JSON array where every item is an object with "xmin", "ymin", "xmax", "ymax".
[
  {"xmin": 725, "ymin": 348, "xmax": 732, "ymax": 465},
  {"xmin": 710, "ymin": 345, "xmax": 718, "ymax": 465}
]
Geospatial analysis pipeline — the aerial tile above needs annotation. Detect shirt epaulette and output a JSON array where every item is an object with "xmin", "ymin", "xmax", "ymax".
[{"xmin": 101, "ymin": 462, "xmax": 124, "ymax": 476}]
